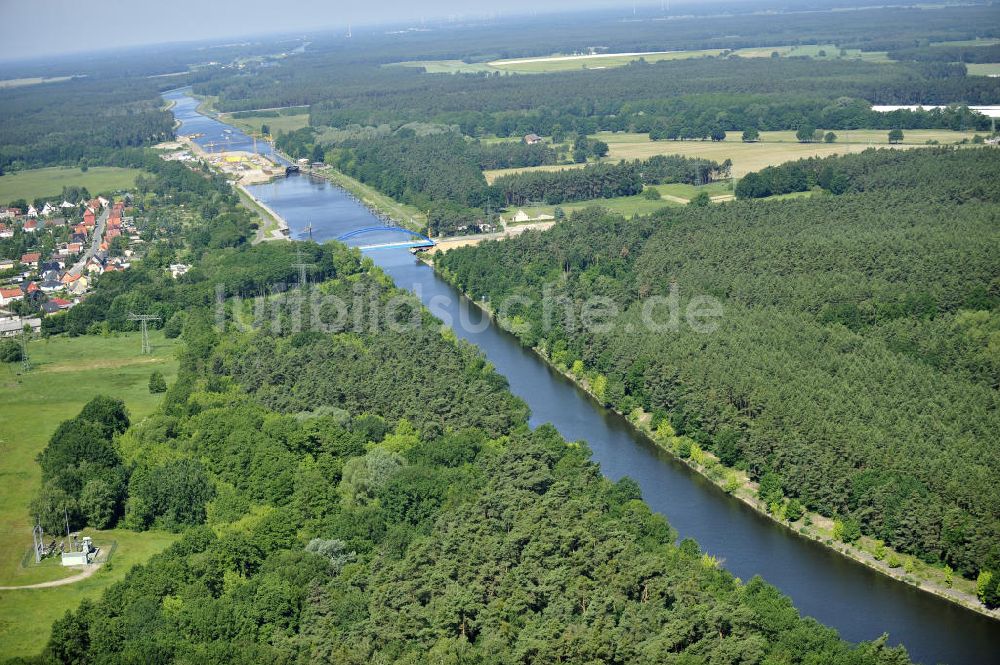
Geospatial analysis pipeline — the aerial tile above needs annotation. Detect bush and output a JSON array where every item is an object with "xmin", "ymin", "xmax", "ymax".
[
  {"xmin": 149, "ymin": 371, "xmax": 167, "ymax": 394},
  {"xmin": 689, "ymin": 191, "xmax": 711, "ymax": 207},
  {"xmin": 643, "ymin": 187, "xmax": 661, "ymax": 200},
  {"xmin": 977, "ymin": 570, "xmax": 1000, "ymax": 608},
  {"xmin": 833, "ymin": 517, "xmax": 861, "ymax": 543},
  {"xmin": 785, "ymin": 498, "xmax": 804, "ymax": 522},
  {"xmin": 0, "ymin": 339, "xmax": 23, "ymax": 363}
]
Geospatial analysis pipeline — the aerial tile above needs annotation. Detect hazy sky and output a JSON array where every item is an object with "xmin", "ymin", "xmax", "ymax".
[{"xmin": 0, "ymin": 0, "xmax": 635, "ymax": 60}]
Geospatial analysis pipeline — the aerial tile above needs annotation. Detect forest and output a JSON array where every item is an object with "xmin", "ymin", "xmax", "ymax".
[
  {"xmin": 0, "ymin": 77, "xmax": 173, "ymax": 172},
  {"xmin": 12, "ymin": 235, "xmax": 916, "ymax": 664},
  {"xmin": 191, "ymin": 3, "xmax": 1000, "ymax": 115},
  {"xmin": 437, "ymin": 148, "xmax": 1000, "ymax": 587}
]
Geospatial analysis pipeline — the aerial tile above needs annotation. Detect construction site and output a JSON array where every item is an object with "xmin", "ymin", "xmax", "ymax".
[{"xmin": 171, "ymin": 133, "xmax": 283, "ymax": 185}]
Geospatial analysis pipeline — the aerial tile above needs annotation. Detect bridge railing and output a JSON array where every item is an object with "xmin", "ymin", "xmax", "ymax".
[{"xmin": 336, "ymin": 225, "xmax": 434, "ymax": 244}]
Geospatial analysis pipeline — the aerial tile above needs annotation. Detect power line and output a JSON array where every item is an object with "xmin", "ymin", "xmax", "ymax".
[
  {"xmin": 291, "ymin": 247, "xmax": 315, "ymax": 289},
  {"xmin": 20, "ymin": 324, "xmax": 30, "ymax": 372}
]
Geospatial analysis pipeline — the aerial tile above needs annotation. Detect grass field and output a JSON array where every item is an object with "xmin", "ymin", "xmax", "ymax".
[
  {"xmin": 0, "ymin": 331, "xmax": 180, "ymax": 657},
  {"xmin": 0, "ymin": 529, "xmax": 177, "ymax": 658},
  {"xmin": 967, "ymin": 63, "xmax": 1000, "ymax": 77},
  {"xmin": 220, "ymin": 110, "xmax": 310, "ymax": 135},
  {"xmin": 505, "ymin": 181, "xmax": 732, "ymax": 219},
  {"xmin": 0, "ymin": 167, "xmax": 143, "ymax": 203},
  {"xmin": 485, "ymin": 129, "xmax": 979, "ymax": 181}
]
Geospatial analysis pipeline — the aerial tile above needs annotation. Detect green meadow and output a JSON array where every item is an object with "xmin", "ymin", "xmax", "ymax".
[
  {"xmin": 0, "ymin": 167, "xmax": 143, "ymax": 203},
  {"xmin": 0, "ymin": 331, "xmax": 180, "ymax": 658}
]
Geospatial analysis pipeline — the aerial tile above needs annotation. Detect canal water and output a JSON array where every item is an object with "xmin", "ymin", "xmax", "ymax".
[{"xmin": 166, "ymin": 89, "xmax": 1000, "ymax": 665}]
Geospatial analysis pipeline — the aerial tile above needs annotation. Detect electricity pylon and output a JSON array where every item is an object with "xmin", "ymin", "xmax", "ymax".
[{"xmin": 127, "ymin": 313, "xmax": 161, "ymax": 354}]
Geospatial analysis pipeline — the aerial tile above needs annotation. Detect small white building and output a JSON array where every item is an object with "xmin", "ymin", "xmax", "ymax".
[{"xmin": 169, "ymin": 263, "xmax": 191, "ymax": 279}]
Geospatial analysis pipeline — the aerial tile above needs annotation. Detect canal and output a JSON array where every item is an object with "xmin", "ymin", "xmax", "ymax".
[{"xmin": 165, "ymin": 89, "xmax": 1000, "ymax": 665}]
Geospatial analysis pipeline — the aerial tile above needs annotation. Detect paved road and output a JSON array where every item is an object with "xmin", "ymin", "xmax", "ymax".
[{"xmin": 67, "ymin": 206, "xmax": 109, "ymax": 277}]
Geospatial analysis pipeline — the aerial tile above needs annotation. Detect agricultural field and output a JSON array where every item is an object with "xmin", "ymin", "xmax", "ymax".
[
  {"xmin": 0, "ymin": 76, "xmax": 75, "ymax": 90},
  {"xmin": 484, "ymin": 129, "xmax": 981, "ymax": 181},
  {"xmin": 219, "ymin": 109, "xmax": 311, "ymax": 135},
  {"xmin": 0, "ymin": 166, "xmax": 143, "ymax": 203},
  {"xmin": 386, "ymin": 59, "xmax": 498, "ymax": 74},
  {"xmin": 967, "ymin": 63, "xmax": 1000, "ymax": 77},
  {"xmin": 488, "ymin": 49, "xmax": 725, "ymax": 73},
  {"xmin": 0, "ymin": 331, "xmax": 180, "ymax": 656},
  {"xmin": 389, "ymin": 43, "xmax": 897, "ymax": 75}
]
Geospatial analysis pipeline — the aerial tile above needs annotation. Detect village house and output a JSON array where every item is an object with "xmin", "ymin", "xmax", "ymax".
[
  {"xmin": 26, "ymin": 205, "xmax": 37, "ymax": 218},
  {"xmin": 67, "ymin": 275, "xmax": 89, "ymax": 296},
  {"xmin": 0, "ymin": 208, "xmax": 20, "ymax": 221},
  {"xmin": 20, "ymin": 252, "xmax": 40, "ymax": 267},
  {"xmin": 40, "ymin": 277, "xmax": 63, "ymax": 293},
  {"xmin": 85, "ymin": 257, "xmax": 104, "ymax": 274},
  {"xmin": 40, "ymin": 298, "xmax": 74, "ymax": 315},
  {"xmin": 83, "ymin": 209, "xmax": 96, "ymax": 228},
  {"xmin": 22, "ymin": 219, "xmax": 38, "ymax": 233},
  {"xmin": 0, "ymin": 224, "xmax": 12, "ymax": 239},
  {"xmin": 0, "ymin": 287, "xmax": 23, "ymax": 307},
  {"xmin": 0, "ymin": 259, "xmax": 14, "ymax": 271},
  {"xmin": 510, "ymin": 209, "xmax": 555, "ymax": 223},
  {"xmin": 524, "ymin": 133, "xmax": 543, "ymax": 145}
]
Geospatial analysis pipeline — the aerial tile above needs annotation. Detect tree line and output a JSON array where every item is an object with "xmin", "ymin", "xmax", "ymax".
[{"xmin": 735, "ymin": 146, "xmax": 1000, "ymax": 199}]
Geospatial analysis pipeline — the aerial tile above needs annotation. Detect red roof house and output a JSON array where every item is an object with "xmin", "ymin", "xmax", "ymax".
[{"xmin": 0, "ymin": 287, "xmax": 23, "ymax": 305}]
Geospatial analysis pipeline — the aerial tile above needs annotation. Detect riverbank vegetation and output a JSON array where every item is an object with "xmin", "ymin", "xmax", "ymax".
[{"xmin": 436, "ymin": 148, "xmax": 1000, "ymax": 606}]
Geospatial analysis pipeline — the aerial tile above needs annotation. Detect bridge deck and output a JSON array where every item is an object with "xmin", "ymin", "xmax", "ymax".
[{"xmin": 357, "ymin": 241, "xmax": 436, "ymax": 251}]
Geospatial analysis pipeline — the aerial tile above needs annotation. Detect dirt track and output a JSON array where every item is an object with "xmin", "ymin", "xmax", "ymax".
[{"xmin": 0, "ymin": 563, "xmax": 100, "ymax": 590}]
